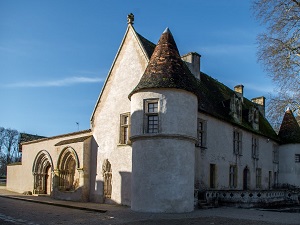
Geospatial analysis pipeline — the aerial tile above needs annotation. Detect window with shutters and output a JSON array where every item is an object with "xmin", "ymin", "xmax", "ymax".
[{"xmin": 119, "ymin": 113, "xmax": 130, "ymax": 144}]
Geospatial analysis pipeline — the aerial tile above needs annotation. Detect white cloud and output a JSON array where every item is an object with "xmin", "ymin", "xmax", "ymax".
[{"xmin": 5, "ymin": 76, "xmax": 104, "ymax": 88}]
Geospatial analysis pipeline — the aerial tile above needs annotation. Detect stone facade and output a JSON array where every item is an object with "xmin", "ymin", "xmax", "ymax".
[{"xmin": 6, "ymin": 16, "xmax": 300, "ymax": 212}]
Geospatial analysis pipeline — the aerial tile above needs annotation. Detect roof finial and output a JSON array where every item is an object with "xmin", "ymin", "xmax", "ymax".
[
  {"xmin": 127, "ymin": 13, "xmax": 134, "ymax": 25},
  {"xmin": 163, "ymin": 27, "xmax": 170, "ymax": 34}
]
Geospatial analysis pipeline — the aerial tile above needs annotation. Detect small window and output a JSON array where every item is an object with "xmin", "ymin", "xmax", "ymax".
[
  {"xmin": 119, "ymin": 113, "xmax": 130, "ymax": 144},
  {"xmin": 252, "ymin": 137, "xmax": 259, "ymax": 159},
  {"xmin": 229, "ymin": 165, "xmax": 237, "ymax": 188},
  {"xmin": 197, "ymin": 118, "xmax": 207, "ymax": 148},
  {"xmin": 295, "ymin": 154, "xmax": 300, "ymax": 163},
  {"xmin": 233, "ymin": 130, "xmax": 242, "ymax": 155},
  {"xmin": 144, "ymin": 99, "xmax": 159, "ymax": 133},
  {"xmin": 256, "ymin": 168, "xmax": 262, "ymax": 189}
]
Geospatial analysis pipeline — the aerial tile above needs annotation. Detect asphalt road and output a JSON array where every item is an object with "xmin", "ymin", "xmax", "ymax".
[{"xmin": 0, "ymin": 197, "xmax": 297, "ymax": 225}]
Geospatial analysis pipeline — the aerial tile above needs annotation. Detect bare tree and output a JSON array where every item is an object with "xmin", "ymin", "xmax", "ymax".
[
  {"xmin": 253, "ymin": 0, "xmax": 300, "ymax": 128},
  {"xmin": 0, "ymin": 128, "xmax": 20, "ymax": 176}
]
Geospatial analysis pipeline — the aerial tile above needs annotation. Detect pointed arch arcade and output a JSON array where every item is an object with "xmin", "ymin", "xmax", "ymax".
[
  {"xmin": 57, "ymin": 147, "xmax": 80, "ymax": 191},
  {"xmin": 32, "ymin": 150, "xmax": 54, "ymax": 194}
]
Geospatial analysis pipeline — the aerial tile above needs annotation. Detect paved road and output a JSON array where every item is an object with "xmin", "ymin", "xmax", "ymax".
[{"xmin": 0, "ymin": 196, "xmax": 299, "ymax": 225}]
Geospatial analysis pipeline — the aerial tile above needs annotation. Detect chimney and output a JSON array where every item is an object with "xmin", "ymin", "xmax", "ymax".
[
  {"xmin": 251, "ymin": 96, "xmax": 266, "ymax": 117},
  {"xmin": 181, "ymin": 52, "xmax": 201, "ymax": 80},
  {"xmin": 234, "ymin": 84, "xmax": 244, "ymax": 99}
]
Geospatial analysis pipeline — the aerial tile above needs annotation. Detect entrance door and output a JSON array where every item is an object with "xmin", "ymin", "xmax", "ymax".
[
  {"xmin": 243, "ymin": 167, "xmax": 249, "ymax": 190},
  {"xmin": 45, "ymin": 166, "xmax": 52, "ymax": 195}
]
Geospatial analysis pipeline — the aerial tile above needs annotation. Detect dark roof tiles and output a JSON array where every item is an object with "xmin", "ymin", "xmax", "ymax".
[
  {"xmin": 55, "ymin": 135, "xmax": 92, "ymax": 146},
  {"xmin": 129, "ymin": 28, "xmax": 199, "ymax": 99},
  {"xmin": 136, "ymin": 33, "xmax": 156, "ymax": 59},
  {"xmin": 278, "ymin": 108, "xmax": 300, "ymax": 144}
]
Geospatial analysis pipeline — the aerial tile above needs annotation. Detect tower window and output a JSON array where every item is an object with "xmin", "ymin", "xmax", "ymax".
[{"xmin": 144, "ymin": 99, "xmax": 159, "ymax": 133}]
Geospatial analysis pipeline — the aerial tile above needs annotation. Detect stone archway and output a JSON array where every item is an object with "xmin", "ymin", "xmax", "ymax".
[
  {"xmin": 32, "ymin": 150, "xmax": 54, "ymax": 194},
  {"xmin": 57, "ymin": 147, "xmax": 80, "ymax": 191}
]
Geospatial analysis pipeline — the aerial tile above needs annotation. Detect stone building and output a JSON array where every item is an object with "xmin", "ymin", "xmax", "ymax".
[{"xmin": 7, "ymin": 15, "xmax": 300, "ymax": 212}]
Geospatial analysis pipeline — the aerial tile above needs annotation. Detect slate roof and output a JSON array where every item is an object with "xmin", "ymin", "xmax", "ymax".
[
  {"xmin": 136, "ymin": 33, "xmax": 156, "ymax": 59},
  {"xmin": 19, "ymin": 133, "xmax": 46, "ymax": 152},
  {"xmin": 21, "ymin": 129, "xmax": 92, "ymax": 145},
  {"xmin": 129, "ymin": 28, "xmax": 199, "ymax": 99},
  {"xmin": 55, "ymin": 135, "xmax": 92, "ymax": 146},
  {"xmin": 197, "ymin": 72, "xmax": 278, "ymax": 140},
  {"xmin": 19, "ymin": 133, "xmax": 46, "ymax": 143},
  {"xmin": 278, "ymin": 108, "xmax": 300, "ymax": 144}
]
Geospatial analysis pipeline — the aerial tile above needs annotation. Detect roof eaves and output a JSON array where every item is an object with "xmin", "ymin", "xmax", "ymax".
[{"xmin": 21, "ymin": 129, "xmax": 92, "ymax": 145}]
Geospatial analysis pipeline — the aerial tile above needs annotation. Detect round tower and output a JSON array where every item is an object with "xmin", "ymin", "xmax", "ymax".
[{"xmin": 129, "ymin": 28, "xmax": 199, "ymax": 213}]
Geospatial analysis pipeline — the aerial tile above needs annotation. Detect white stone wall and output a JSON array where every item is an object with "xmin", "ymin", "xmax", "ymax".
[
  {"xmin": 130, "ymin": 89, "xmax": 197, "ymax": 212},
  {"xmin": 196, "ymin": 112, "xmax": 278, "ymax": 191},
  {"xmin": 91, "ymin": 26, "xmax": 149, "ymax": 205},
  {"xmin": 7, "ymin": 163, "xmax": 25, "ymax": 193},
  {"xmin": 278, "ymin": 144, "xmax": 300, "ymax": 187}
]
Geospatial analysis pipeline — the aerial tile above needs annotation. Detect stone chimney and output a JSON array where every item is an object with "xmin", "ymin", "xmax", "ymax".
[
  {"xmin": 251, "ymin": 96, "xmax": 266, "ymax": 117},
  {"xmin": 181, "ymin": 52, "xmax": 201, "ymax": 80},
  {"xmin": 234, "ymin": 85, "xmax": 244, "ymax": 100}
]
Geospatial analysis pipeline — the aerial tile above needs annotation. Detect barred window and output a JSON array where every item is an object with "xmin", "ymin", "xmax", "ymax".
[
  {"xmin": 252, "ymin": 137, "xmax": 259, "ymax": 159},
  {"xmin": 233, "ymin": 130, "xmax": 242, "ymax": 155},
  {"xmin": 120, "ymin": 113, "xmax": 130, "ymax": 144},
  {"xmin": 144, "ymin": 99, "xmax": 159, "ymax": 133}
]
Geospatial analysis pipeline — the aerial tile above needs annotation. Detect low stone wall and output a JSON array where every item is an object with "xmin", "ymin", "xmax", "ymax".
[{"xmin": 203, "ymin": 190, "xmax": 299, "ymax": 208}]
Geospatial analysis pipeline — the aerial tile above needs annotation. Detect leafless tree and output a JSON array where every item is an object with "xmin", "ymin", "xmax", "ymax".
[
  {"xmin": 0, "ymin": 128, "xmax": 20, "ymax": 176},
  {"xmin": 253, "ymin": 0, "xmax": 300, "ymax": 129}
]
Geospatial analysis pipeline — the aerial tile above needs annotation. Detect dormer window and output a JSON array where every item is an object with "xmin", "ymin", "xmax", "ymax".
[
  {"xmin": 249, "ymin": 107, "xmax": 259, "ymax": 130},
  {"xmin": 230, "ymin": 95, "xmax": 242, "ymax": 123}
]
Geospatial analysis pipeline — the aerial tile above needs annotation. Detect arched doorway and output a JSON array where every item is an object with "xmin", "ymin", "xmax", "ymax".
[
  {"xmin": 243, "ymin": 166, "xmax": 250, "ymax": 190},
  {"xmin": 102, "ymin": 159, "xmax": 112, "ymax": 199},
  {"xmin": 57, "ymin": 147, "xmax": 80, "ymax": 191},
  {"xmin": 32, "ymin": 150, "xmax": 54, "ymax": 194}
]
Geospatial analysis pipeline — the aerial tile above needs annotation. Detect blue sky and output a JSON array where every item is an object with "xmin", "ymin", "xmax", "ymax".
[{"xmin": 0, "ymin": 0, "xmax": 274, "ymax": 137}]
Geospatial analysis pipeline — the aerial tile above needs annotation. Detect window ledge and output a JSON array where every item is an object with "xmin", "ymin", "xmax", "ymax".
[{"xmin": 117, "ymin": 143, "xmax": 131, "ymax": 147}]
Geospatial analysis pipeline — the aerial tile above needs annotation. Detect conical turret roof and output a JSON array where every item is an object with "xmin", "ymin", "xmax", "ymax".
[
  {"xmin": 129, "ymin": 28, "xmax": 199, "ymax": 99},
  {"xmin": 278, "ymin": 108, "xmax": 300, "ymax": 144}
]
